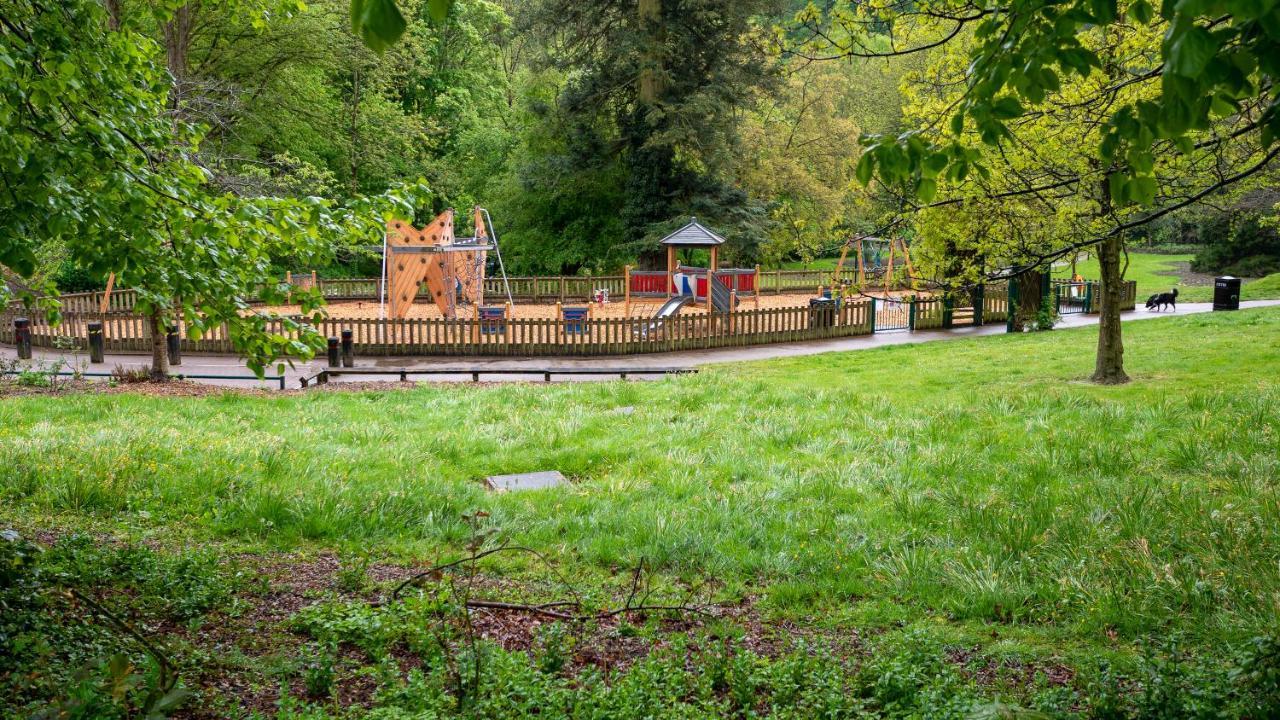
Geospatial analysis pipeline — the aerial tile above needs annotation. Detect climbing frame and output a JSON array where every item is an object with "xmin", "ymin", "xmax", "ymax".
[{"xmin": 386, "ymin": 210, "xmax": 457, "ymax": 319}]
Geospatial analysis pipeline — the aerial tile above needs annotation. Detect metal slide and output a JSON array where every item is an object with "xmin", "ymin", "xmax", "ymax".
[{"xmin": 638, "ymin": 295, "xmax": 694, "ymax": 339}]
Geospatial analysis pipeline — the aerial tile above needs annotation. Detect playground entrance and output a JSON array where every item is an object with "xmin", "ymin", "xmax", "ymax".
[
  {"xmin": 876, "ymin": 298, "xmax": 912, "ymax": 332},
  {"xmin": 946, "ymin": 286, "xmax": 982, "ymax": 327},
  {"xmin": 1053, "ymin": 280, "xmax": 1093, "ymax": 315}
]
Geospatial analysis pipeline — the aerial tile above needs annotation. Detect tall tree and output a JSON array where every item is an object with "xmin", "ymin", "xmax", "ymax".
[
  {"xmin": 0, "ymin": 0, "xmax": 426, "ymax": 377},
  {"xmin": 508, "ymin": 0, "xmax": 781, "ymax": 268},
  {"xmin": 796, "ymin": 0, "xmax": 1279, "ymax": 383}
]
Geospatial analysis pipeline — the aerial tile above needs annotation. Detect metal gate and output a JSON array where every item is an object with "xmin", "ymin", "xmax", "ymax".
[
  {"xmin": 875, "ymin": 297, "xmax": 911, "ymax": 332},
  {"xmin": 1054, "ymin": 281, "xmax": 1092, "ymax": 315}
]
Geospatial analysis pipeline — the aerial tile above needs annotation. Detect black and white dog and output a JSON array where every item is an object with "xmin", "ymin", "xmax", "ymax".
[{"xmin": 1145, "ymin": 288, "xmax": 1178, "ymax": 311}]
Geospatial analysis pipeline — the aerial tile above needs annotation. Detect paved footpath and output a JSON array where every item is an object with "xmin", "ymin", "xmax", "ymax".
[{"xmin": 3, "ymin": 301, "xmax": 1278, "ymax": 389}]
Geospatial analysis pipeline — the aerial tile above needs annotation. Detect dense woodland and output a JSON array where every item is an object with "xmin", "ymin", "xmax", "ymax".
[
  {"xmin": 12, "ymin": 0, "xmax": 1278, "ymax": 294},
  {"xmin": 4, "ymin": 0, "xmax": 1280, "ymax": 380}
]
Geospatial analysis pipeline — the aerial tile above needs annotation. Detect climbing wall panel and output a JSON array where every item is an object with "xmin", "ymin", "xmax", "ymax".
[{"xmin": 387, "ymin": 210, "xmax": 456, "ymax": 319}]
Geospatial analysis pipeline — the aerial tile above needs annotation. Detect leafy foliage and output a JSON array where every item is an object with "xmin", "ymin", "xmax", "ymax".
[{"xmin": 0, "ymin": 0, "xmax": 429, "ymax": 374}]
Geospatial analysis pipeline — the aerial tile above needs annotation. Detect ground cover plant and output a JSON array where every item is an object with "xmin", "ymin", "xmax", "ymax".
[{"xmin": 2, "ymin": 308, "xmax": 1279, "ymax": 717}]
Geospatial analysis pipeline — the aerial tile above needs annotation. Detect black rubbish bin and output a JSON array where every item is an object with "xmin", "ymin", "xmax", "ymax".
[
  {"xmin": 1213, "ymin": 276, "xmax": 1241, "ymax": 311},
  {"xmin": 809, "ymin": 297, "xmax": 837, "ymax": 329}
]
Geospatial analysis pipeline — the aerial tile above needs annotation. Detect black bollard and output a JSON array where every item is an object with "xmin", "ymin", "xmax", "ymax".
[
  {"xmin": 87, "ymin": 322, "xmax": 105, "ymax": 364},
  {"xmin": 14, "ymin": 318, "xmax": 31, "ymax": 360},
  {"xmin": 167, "ymin": 330, "xmax": 182, "ymax": 366},
  {"xmin": 327, "ymin": 337, "xmax": 340, "ymax": 368},
  {"xmin": 341, "ymin": 329, "xmax": 353, "ymax": 368}
]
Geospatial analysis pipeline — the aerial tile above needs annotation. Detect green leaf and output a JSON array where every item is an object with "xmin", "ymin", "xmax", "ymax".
[
  {"xmin": 1108, "ymin": 173, "xmax": 1128, "ymax": 203},
  {"xmin": 917, "ymin": 178, "xmax": 937, "ymax": 202},
  {"xmin": 1088, "ymin": 0, "xmax": 1118, "ymax": 23},
  {"xmin": 855, "ymin": 153, "xmax": 874, "ymax": 185},
  {"xmin": 351, "ymin": 0, "xmax": 407, "ymax": 53},
  {"xmin": 923, "ymin": 152, "xmax": 950, "ymax": 178},
  {"xmin": 1129, "ymin": 175, "xmax": 1158, "ymax": 205},
  {"xmin": 427, "ymin": 0, "xmax": 455, "ymax": 24},
  {"xmin": 950, "ymin": 112, "xmax": 965, "ymax": 135},
  {"xmin": 1167, "ymin": 25, "xmax": 1220, "ymax": 77},
  {"xmin": 991, "ymin": 96, "xmax": 1025, "ymax": 119},
  {"xmin": 1129, "ymin": 0, "xmax": 1155, "ymax": 22}
]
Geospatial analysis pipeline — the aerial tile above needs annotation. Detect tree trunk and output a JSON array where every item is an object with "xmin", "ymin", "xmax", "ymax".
[
  {"xmin": 163, "ymin": 4, "xmax": 192, "ymax": 113},
  {"xmin": 149, "ymin": 310, "xmax": 170, "ymax": 381},
  {"xmin": 1092, "ymin": 232, "xmax": 1129, "ymax": 384},
  {"xmin": 637, "ymin": 0, "xmax": 663, "ymax": 104},
  {"xmin": 104, "ymin": 0, "xmax": 123, "ymax": 30},
  {"xmin": 349, "ymin": 65, "xmax": 362, "ymax": 194}
]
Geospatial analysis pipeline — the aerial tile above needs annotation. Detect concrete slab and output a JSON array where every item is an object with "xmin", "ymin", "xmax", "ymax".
[{"xmin": 485, "ymin": 471, "xmax": 567, "ymax": 492}]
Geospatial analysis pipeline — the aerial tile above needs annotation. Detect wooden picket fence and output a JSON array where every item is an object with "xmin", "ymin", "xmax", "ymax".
[
  {"xmin": 2, "ymin": 302, "xmax": 877, "ymax": 357},
  {"xmin": 4, "ymin": 278, "xmax": 1140, "ymax": 358}
]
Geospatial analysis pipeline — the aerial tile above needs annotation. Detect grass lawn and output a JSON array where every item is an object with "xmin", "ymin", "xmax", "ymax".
[
  {"xmin": 786, "ymin": 252, "xmax": 1280, "ymax": 302},
  {"xmin": 3, "ymin": 309, "xmax": 1280, "ymax": 717}
]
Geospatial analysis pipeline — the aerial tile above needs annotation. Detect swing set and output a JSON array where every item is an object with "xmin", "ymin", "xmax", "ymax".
[{"xmin": 831, "ymin": 235, "xmax": 919, "ymax": 297}]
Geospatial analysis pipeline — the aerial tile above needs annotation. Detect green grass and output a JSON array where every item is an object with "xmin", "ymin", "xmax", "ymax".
[
  {"xmin": 4, "ymin": 309, "xmax": 1280, "ymax": 652},
  {"xmin": 787, "ymin": 252, "xmax": 1280, "ymax": 302}
]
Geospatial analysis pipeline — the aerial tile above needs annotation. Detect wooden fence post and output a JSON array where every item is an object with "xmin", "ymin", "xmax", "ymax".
[
  {"xmin": 167, "ymin": 330, "xmax": 182, "ymax": 366},
  {"xmin": 327, "ymin": 337, "xmax": 340, "ymax": 367},
  {"xmin": 341, "ymin": 329, "xmax": 354, "ymax": 367},
  {"xmin": 14, "ymin": 318, "xmax": 31, "ymax": 359},
  {"xmin": 87, "ymin": 321, "xmax": 104, "ymax": 363}
]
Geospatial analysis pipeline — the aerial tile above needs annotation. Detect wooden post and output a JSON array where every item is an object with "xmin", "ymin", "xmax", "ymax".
[
  {"xmin": 559, "ymin": 276, "xmax": 566, "ymax": 302},
  {"xmin": 899, "ymin": 239, "xmax": 918, "ymax": 291},
  {"xmin": 87, "ymin": 321, "xmax": 104, "ymax": 363},
  {"xmin": 167, "ymin": 330, "xmax": 182, "ymax": 366},
  {"xmin": 666, "ymin": 246, "xmax": 676, "ymax": 295},
  {"xmin": 341, "ymin": 329, "xmax": 354, "ymax": 367},
  {"xmin": 14, "ymin": 318, "xmax": 31, "ymax": 359},
  {"xmin": 856, "ymin": 238, "xmax": 865, "ymax": 285},
  {"xmin": 754, "ymin": 264, "xmax": 761, "ymax": 309},
  {"xmin": 884, "ymin": 241, "xmax": 896, "ymax": 297},
  {"xmin": 729, "ymin": 290, "xmax": 737, "ymax": 332},
  {"xmin": 624, "ymin": 264, "xmax": 632, "ymax": 317},
  {"xmin": 100, "ymin": 273, "xmax": 116, "ymax": 313},
  {"xmin": 327, "ymin": 337, "xmax": 340, "ymax": 367}
]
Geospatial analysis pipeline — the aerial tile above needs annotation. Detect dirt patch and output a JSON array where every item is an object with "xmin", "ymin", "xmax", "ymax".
[
  {"xmin": 0, "ymin": 378, "xmax": 502, "ymax": 399},
  {"xmin": 0, "ymin": 378, "xmax": 271, "ymax": 399}
]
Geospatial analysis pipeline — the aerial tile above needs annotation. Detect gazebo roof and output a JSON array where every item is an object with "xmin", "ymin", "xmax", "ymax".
[{"xmin": 660, "ymin": 217, "xmax": 726, "ymax": 246}]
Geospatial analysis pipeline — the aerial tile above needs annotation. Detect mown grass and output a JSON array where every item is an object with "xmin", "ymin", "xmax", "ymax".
[
  {"xmin": 1050, "ymin": 252, "xmax": 1224, "ymax": 301},
  {"xmin": 786, "ymin": 252, "xmax": 1280, "ymax": 301},
  {"xmin": 2, "ymin": 309, "xmax": 1279, "ymax": 655}
]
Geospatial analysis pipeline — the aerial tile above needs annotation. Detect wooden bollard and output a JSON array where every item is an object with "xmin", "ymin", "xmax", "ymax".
[
  {"xmin": 87, "ymin": 322, "xmax": 104, "ymax": 364},
  {"xmin": 167, "ymin": 330, "xmax": 182, "ymax": 366},
  {"xmin": 14, "ymin": 318, "xmax": 31, "ymax": 360},
  {"xmin": 340, "ymin": 329, "xmax": 354, "ymax": 367},
  {"xmin": 327, "ymin": 337, "xmax": 340, "ymax": 368}
]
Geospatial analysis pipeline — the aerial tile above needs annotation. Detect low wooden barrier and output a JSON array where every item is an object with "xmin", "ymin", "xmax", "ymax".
[
  {"xmin": 3, "ymin": 278, "xmax": 1135, "ymax": 359},
  {"xmin": 2, "ymin": 300, "xmax": 876, "ymax": 357}
]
